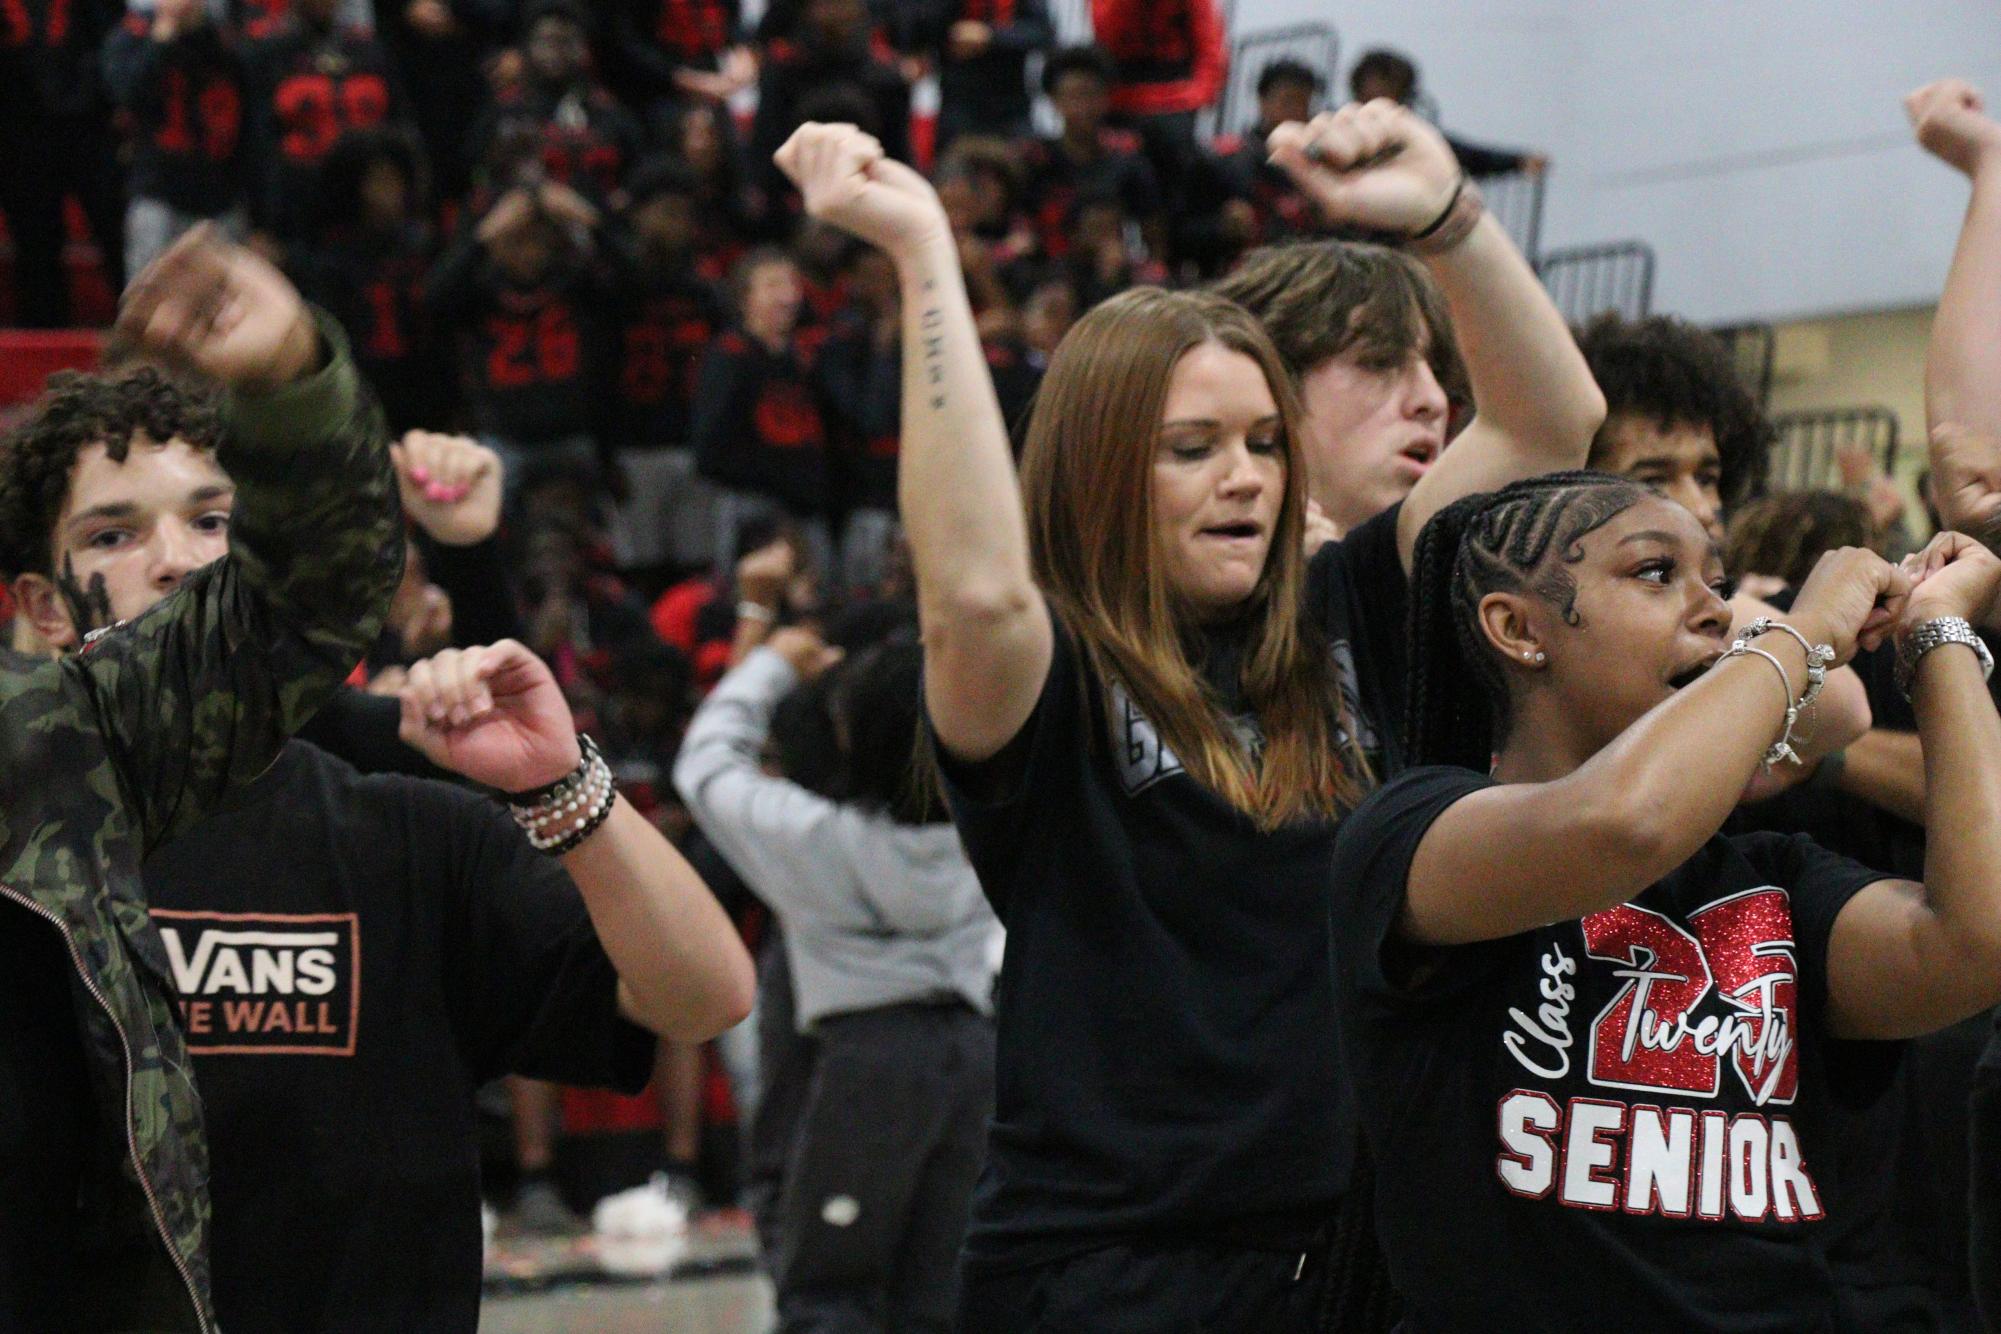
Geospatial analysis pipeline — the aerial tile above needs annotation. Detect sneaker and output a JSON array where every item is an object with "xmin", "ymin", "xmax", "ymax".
[
  {"xmin": 509, "ymin": 1179, "xmax": 583, "ymax": 1236},
  {"xmin": 593, "ymin": 1174, "xmax": 691, "ymax": 1277}
]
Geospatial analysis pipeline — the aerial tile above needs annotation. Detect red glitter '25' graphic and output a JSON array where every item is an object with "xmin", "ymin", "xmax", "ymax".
[{"xmin": 1580, "ymin": 890, "xmax": 1800, "ymax": 1106}]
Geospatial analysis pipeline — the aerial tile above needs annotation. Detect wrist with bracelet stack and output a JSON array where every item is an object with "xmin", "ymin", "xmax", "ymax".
[
  {"xmin": 1894, "ymin": 615, "xmax": 1995, "ymax": 700},
  {"xmin": 505, "ymin": 733, "xmax": 618, "ymax": 855},
  {"xmin": 1719, "ymin": 617, "xmax": 1834, "ymax": 768}
]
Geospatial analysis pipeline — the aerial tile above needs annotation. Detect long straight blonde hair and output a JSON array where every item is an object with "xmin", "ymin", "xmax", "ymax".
[{"xmin": 1018, "ymin": 287, "xmax": 1371, "ymax": 828}]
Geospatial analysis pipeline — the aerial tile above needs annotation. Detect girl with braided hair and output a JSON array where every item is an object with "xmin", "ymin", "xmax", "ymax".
[{"xmin": 1328, "ymin": 470, "xmax": 2001, "ymax": 1329}]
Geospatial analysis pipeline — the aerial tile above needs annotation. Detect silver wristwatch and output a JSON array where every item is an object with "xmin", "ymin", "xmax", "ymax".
[{"xmin": 1895, "ymin": 615, "xmax": 1995, "ymax": 700}]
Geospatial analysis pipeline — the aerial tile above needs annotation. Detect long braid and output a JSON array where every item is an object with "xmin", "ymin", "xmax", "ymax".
[{"xmin": 1405, "ymin": 471, "xmax": 1650, "ymax": 770}]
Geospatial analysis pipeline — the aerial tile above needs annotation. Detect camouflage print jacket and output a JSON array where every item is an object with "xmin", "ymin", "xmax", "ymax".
[{"xmin": 0, "ymin": 321, "xmax": 402, "ymax": 1332}]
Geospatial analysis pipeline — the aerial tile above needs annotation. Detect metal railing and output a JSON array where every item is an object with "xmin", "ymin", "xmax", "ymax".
[
  {"xmin": 1536, "ymin": 240, "xmax": 1656, "ymax": 325},
  {"xmin": 1767, "ymin": 405, "xmax": 1900, "ymax": 493},
  {"xmin": 1482, "ymin": 169, "xmax": 1546, "ymax": 265}
]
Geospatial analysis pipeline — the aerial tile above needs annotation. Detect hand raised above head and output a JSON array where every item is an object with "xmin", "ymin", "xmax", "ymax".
[
  {"xmin": 115, "ymin": 225, "xmax": 318, "ymax": 392},
  {"xmin": 773, "ymin": 123, "xmax": 949, "ymax": 259},
  {"xmin": 1266, "ymin": 100, "xmax": 1461, "ymax": 236},
  {"xmin": 1905, "ymin": 78, "xmax": 2001, "ymax": 178}
]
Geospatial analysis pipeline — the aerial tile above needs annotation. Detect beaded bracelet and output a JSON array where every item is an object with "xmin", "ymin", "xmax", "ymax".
[{"xmin": 507, "ymin": 734, "xmax": 618, "ymax": 855}]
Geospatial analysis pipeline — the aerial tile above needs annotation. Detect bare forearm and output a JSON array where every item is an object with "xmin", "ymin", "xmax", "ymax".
[
  {"xmin": 1420, "ymin": 643, "xmax": 1807, "ymax": 944},
  {"xmin": 1928, "ymin": 165, "xmax": 2001, "ymax": 439},
  {"xmin": 1422, "ymin": 214, "xmax": 1606, "ymax": 458},
  {"xmin": 1837, "ymin": 727, "xmax": 1928, "ymax": 825},
  {"xmin": 564, "ymin": 798, "xmax": 755, "ymax": 1040},
  {"xmin": 894, "ymin": 237, "xmax": 1035, "ymax": 612},
  {"xmin": 1915, "ymin": 648, "xmax": 2001, "ymax": 965}
]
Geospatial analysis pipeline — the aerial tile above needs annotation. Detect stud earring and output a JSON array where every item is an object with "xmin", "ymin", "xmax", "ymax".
[{"xmin": 1534, "ymin": 651, "xmax": 1547, "ymax": 664}]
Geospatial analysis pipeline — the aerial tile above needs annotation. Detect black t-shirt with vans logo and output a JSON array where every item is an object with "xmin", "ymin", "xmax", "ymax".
[
  {"xmin": 938, "ymin": 505, "xmax": 1409, "ymax": 1271},
  {"xmin": 142, "ymin": 741, "xmax": 653, "ymax": 1333},
  {"xmin": 1330, "ymin": 765, "xmax": 1894, "ymax": 1332}
]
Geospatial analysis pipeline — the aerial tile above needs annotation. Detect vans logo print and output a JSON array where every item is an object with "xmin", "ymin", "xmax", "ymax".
[{"xmin": 153, "ymin": 910, "xmax": 360, "ymax": 1056}]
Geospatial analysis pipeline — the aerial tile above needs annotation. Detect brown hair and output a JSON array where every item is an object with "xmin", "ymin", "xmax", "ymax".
[
  {"xmin": 1019, "ymin": 287, "xmax": 1370, "ymax": 828},
  {"xmin": 1210, "ymin": 240, "xmax": 1469, "ymax": 405},
  {"xmin": 1723, "ymin": 490, "xmax": 1875, "ymax": 589}
]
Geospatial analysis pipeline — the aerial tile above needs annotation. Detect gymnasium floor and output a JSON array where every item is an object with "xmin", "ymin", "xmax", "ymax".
[{"xmin": 480, "ymin": 1211, "xmax": 772, "ymax": 1333}]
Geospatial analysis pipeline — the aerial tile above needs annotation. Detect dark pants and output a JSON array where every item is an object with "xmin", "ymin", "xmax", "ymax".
[
  {"xmin": 958, "ymin": 1234, "xmax": 1332, "ymax": 1334},
  {"xmin": 1971, "ymin": 1057, "xmax": 2001, "ymax": 1331},
  {"xmin": 0, "ymin": 112, "xmax": 125, "ymax": 326},
  {"xmin": 747, "ymin": 931, "xmax": 818, "ymax": 1264},
  {"xmin": 775, "ymin": 1001, "xmax": 994, "ymax": 1334}
]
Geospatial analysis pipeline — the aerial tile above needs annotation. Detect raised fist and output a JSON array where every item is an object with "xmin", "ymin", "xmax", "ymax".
[
  {"xmin": 1905, "ymin": 79, "xmax": 2001, "ymax": 178},
  {"xmin": 391, "ymin": 431, "xmax": 503, "ymax": 547},
  {"xmin": 397, "ymin": 641, "xmax": 581, "ymax": 791},
  {"xmin": 1901, "ymin": 530, "xmax": 2001, "ymax": 627},
  {"xmin": 1266, "ymin": 100, "xmax": 1461, "ymax": 236},
  {"xmin": 773, "ymin": 123, "xmax": 948, "ymax": 258},
  {"xmin": 115, "ymin": 224, "xmax": 318, "ymax": 392}
]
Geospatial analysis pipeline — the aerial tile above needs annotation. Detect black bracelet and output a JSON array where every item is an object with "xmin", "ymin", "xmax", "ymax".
[
  {"xmin": 1409, "ymin": 174, "xmax": 1467, "ymax": 241},
  {"xmin": 506, "ymin": 734, "xmax": 601, "ymax": 805}
]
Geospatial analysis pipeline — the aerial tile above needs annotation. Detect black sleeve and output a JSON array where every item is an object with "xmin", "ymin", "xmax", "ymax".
[
  {"xmin": 929, "ymin": 599, "xmax": 1069, "ymax": 920},
  {"xmin": 299, "ymin": 687, "xmax": 455, "ymax": 780},
  {"xmin": 428, "ymin": 782, "xmax": 658, "ymax": 1090},
  {"xmin": 419, "ymin": 533, "xmax": 527, "ymax": 648},
  {"xmin": 1328, "ymin": 765, "xmax": 1513, "ymax": 1003},
  {"xmin": 1744, "ymin": 831, "xmax": 1902, "ymax": 1107}
]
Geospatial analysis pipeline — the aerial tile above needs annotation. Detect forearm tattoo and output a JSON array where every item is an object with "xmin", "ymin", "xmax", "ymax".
[{"xmin": 919, "ymin": 279, "xmax": 946, "ymax": 412}]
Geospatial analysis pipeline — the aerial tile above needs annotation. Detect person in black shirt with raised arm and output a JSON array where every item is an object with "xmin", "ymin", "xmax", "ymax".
[
  {"xmin": 770, "ymin": 107, "xmax": 1598, "ymax": 1331},
  {"xmin": 1328, "ymin": 468, "xmax": 2001, "ymax": 1331}
]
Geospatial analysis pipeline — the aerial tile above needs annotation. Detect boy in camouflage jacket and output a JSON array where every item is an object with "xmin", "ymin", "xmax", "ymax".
[{"xmin": 0, "ymin": 229, "xmax": 402, "ymax": 1330}]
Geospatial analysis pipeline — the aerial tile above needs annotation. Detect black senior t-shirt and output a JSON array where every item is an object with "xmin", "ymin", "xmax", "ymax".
[
  {"xmin": 1330, "ymin": 766, "xmax": 1892, "ymax": 1332},
  {"xmin": 938, "ymin": 505, "xmax": 1410, "ymax": 1271},
  {"xmin": 142, "ymin": 741, "xmax": 655, "ymax": 1333}
]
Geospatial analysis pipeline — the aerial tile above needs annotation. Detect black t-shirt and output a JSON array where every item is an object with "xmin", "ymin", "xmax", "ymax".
[
  {"xmin": 1330, "ymin": 765, "xmax": 1893, "ymax": 1332},
  {"xmin": 1307, "ymin": 502, "xmax": 1408, "ymax": 776},
  {"xmin": 142, "ymin": 741, "xmax": 654, "ymax": 1332},
  {"xmin": 938, "ymin": 506, "xmax": 1410, "ymax": 1271},
  {"xmin": 0, "ymin": 900, "xmax": 90, "ymax": 1328}
]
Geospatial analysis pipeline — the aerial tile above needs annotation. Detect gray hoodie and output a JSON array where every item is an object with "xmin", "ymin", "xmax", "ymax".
[{"xmin": 674, "ymin": 648, "xmax": 1001, "ymax": 1030}]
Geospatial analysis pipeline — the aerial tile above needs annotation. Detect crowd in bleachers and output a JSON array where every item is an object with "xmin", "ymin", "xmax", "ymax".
[{"xmin": 9, "ymin": 3, "xmax": 2001, "ymax": 1333}]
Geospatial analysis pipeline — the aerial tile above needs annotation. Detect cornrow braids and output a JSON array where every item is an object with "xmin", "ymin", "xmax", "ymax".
[{"xmin": 1405, "ymin": 471, "xmax": 1649, "ymax": 771}]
